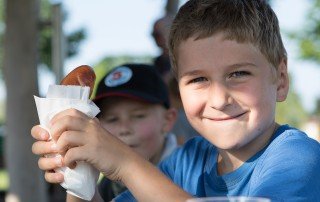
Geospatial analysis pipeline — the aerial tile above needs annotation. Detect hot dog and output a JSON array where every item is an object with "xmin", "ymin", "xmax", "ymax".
[{"xmin": 60, "ymin": 65, "xmax": 96, "ymax": 97}]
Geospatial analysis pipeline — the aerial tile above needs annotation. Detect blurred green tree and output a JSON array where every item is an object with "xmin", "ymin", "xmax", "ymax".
[
  {"xmin": 267, "ymin": 0, "xmax": 312, "ymax": 125},
  {"xmin": 0, "ymin": 0, "xmax": 85, "ymax": 123},
  {"xmin": 0, "ymin": 0, "xmax": 86, "ymax": 71},
  {"xmin": 276, "ymin": 91, "xmax": 308, "ymax": 128},
  {"xmin": 314, "ymin": 99, "xmax": 320, "ymax": 117},
  {"xmin": 288, "ymin": 0, "xmax": 320, "ymax": 64},
  {"xmin": 38, "ymin": 0, "xmax": 86, "ymax": 69},
  {"xmin": 275, "ymin": 74, "xmax": 308, "ymax": 128}
]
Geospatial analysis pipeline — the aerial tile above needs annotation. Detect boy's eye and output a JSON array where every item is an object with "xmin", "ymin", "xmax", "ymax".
[
  {"xmin": 189, "ymin": 77, "xmax": 207, "ymax": 84},
  {"xmin": 228, "ymin": 71, "xmax": 250, "ymax": 79},
  {"xmin": 102, "ymin": 116, "xmax": 118, "ymax": 123},
  {"xmin": 132, "ymin": 113, "xmax": 146, "ymax": 119}
]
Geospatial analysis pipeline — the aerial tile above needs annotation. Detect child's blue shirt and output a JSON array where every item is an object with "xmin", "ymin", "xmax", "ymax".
[{"xmin": 115, "ymin": 125, "xmax": 320, "ymax": 201}]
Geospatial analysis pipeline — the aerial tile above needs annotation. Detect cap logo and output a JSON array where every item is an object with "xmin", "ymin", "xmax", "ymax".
[{"xmin": 105, "ymin": 66, "xmax": 133, "ymax": 87}]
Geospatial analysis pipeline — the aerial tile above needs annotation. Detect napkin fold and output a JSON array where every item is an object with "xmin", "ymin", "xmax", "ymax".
[{"xmin": 34, "ymin": 85, "xmax": 100, "ymax": 200}]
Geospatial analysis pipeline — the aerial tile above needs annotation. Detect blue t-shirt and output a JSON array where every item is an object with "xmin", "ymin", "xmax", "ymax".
[{"xmin": 115, "ymin": 125, "xmax": 320, "ymax": 201}]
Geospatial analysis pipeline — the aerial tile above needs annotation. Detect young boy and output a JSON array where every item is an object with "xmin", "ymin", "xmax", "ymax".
[
  {"xmin": 93, "ymin": 64, "xmax": 178, "ymax": 201},
  {"xmin": 94, "ymin": 63, "xmax": 177, "ymax": 164},
  {"xmin": 31, "ymin": 0, "xmax": 320, "ymax": 201}
]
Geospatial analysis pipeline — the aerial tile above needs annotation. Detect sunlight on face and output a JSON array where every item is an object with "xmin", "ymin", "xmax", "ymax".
[{"xmin": 176, "ymin": 32, "xmax": 288, "ymax": 153}]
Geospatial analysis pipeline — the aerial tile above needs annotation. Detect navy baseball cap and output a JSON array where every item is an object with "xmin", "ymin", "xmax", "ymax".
[{"xmin": 94, "ymin": 64, "xmax": 170, "ymax": 109}]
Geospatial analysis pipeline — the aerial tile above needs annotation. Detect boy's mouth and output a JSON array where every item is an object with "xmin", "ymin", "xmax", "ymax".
[
  {"xmin": 205, "ymin": 111, "xmax": 247, "ymax": 121},
  {"xmin": 129, "ymin": 144, "xmax": 139, "ymax": 148}
]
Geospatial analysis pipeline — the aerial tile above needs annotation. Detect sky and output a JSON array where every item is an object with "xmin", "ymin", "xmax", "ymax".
[{"xmin": 40, "ymin": 0, "xmax": 320, "ymax": 112}]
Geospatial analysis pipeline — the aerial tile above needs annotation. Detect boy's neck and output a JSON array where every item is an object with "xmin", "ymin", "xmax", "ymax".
[{"xmin": 217, "ymin": 123, "xmax": 279, "ymax": 175}]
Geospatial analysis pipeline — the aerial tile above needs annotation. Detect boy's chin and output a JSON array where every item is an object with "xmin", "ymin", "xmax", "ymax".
[
  {"xmin": 206, "ymin": 134, "xmax": 249, "ymax": 151},
  {"xmin": 216, "ymin": 142, "xmax": 243, "ymax": 151}
]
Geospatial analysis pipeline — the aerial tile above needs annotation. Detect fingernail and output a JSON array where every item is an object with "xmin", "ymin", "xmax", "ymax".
[{"xmin": 40, "ymin": 131, "xmax": 48, "ymax": 140}]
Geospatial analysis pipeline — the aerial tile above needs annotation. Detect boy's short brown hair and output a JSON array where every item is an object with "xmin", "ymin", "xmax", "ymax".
[{"xmin": 169, "ymin": 0, "xmax": 287, "ymax": 76}]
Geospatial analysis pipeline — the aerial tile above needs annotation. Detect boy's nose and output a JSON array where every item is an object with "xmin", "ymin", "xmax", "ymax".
[
  {"xmin": 208, "ymin": 83, "xmax": 231, "ymax": 110},
  {"xmin": 118, "ymin": 121, "xmax": 133, "ymax": 136}
]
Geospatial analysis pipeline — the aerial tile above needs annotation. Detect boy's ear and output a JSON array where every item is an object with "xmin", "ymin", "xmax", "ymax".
[
  {"xmin": 162, "ymin": 108, "xmax": 178, "ymax": 133},
  {"xmin": 276, "ymin": 58, "xmax": 289, "ymax": 102}
]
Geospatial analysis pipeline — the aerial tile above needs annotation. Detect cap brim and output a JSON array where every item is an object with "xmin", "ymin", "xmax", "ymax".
[{"xmin": 93, "ymin": 92, "xmax": 166, "ymax": 107}]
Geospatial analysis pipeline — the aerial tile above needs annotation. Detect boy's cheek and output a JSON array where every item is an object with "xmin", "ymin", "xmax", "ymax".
[
  {"xmin": 181, "ymin": 93, "xmax": 202, "ymax": 116},
  {"xmin": 135, "ymin": 125, "xmax": 164, "ymax": 144}
]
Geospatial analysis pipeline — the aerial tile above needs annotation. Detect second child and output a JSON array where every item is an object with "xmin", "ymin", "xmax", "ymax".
[{"xmin": 93, "ymin": 64, "xmax": 178, "ymax": 201}]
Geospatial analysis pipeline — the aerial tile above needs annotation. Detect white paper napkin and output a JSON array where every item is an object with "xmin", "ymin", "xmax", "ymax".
[{"xmin": 34, "ymin": 85, "xmax": 100, "ymax": 200}]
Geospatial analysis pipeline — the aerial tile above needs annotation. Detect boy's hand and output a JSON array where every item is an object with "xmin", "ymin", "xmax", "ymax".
[
  {"xmin": 48, "ymin": 108, "xmax": 135, "ymax": 182},
  {"xmin": 31, "ymin": 125, "xmax": 64, "ymax": 183},
  {"xmin": 32, "ymin": 109, "xmax": 192, "ymax": 202}
]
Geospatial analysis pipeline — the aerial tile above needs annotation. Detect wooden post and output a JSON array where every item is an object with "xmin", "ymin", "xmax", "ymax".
[
  {"xmin": 52, "ymin": 3, "xmax": 65, "ymax": 83},
  {"xmin": 3, "ymin": 0, "xmax": 49, "ymax": 201}
]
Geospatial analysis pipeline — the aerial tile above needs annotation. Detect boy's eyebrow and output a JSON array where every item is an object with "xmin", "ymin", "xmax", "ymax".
[
  {"xmin": 180, "ymin": 69, "xmax": 203, "ymax": 78},
  {"xmin": 228, "ymin": 62, "xmax": 257, "ymax": 69},
  {"xmin": 180, "ymin": 62, "xmax": 257, "ymax": 77}
]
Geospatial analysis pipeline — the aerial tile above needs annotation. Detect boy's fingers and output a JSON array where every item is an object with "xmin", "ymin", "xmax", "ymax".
[
  {"xmin": 50, "ymin": 108, "xmax": 88, "ymax": 125},
  {"xmin": 50, "ymin": 115, "xmax": 78, "ymax": 142},
  {"xmin": 31, "ymin": 125, "xmax": 50, "ymax": 140},
  {"xmin": 44, "ymin": 171, "xmax": 64, "ymax": 184},
  {"xmin": 50, "ymin": 113, "xmax": 89, "ymax": 142},
  {"xmin": 63, "ymin": 147, "xmax": 84, "ymax": 168},
  {"xmin": 56, "ymin": 131, "xmax": 87, "ymax": 153},
  {"xmin": 32, "ymin": 141, "xmax": 59, "ymax": 155},
  {"xmin": 38, "ymin": 156, "xmax": 63, "ymax": 171}
]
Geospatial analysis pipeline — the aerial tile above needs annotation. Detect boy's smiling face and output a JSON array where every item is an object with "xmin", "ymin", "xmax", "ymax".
[{"xmin": 177, "ymin": 32, "xmax": 289, "ymax": 153}]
